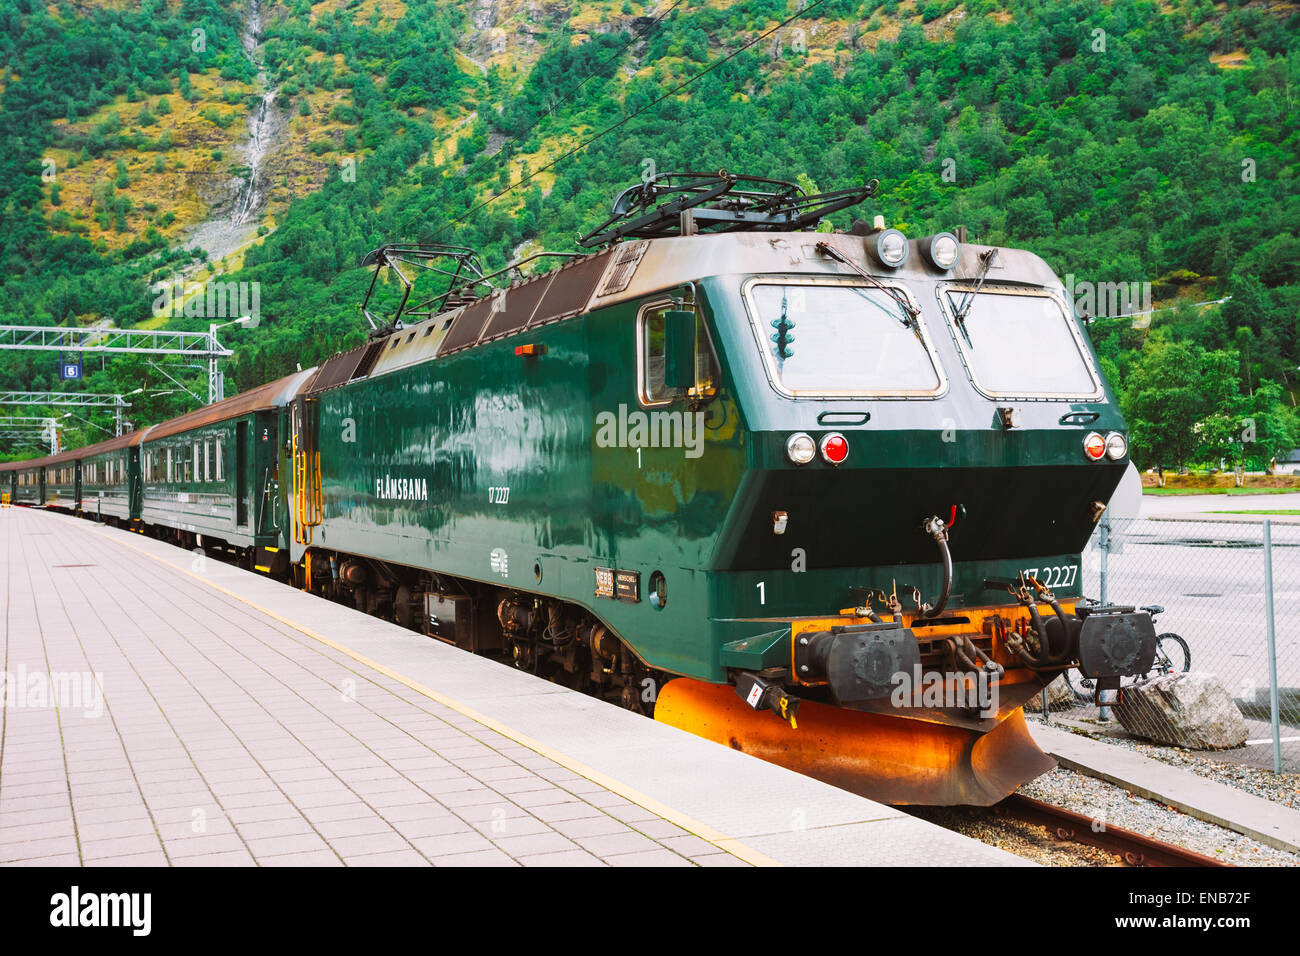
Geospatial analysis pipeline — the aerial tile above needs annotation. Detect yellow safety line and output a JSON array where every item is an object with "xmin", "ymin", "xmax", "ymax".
[{"xmin": 99, "ymin": 523, "xmax": 778, "ymax": 867}]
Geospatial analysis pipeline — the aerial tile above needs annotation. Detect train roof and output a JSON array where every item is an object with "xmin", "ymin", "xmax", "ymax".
[
  {"xmin": 347, "ymin": 229, "xmax": 1061, "ymax": 382},
  {"xmin": 141, "ymin": 369, "xmax": 316, "ymax": 443},
  {"xmin": 38, "ymin": 428, "xmax": 147, "ymax": 468}
]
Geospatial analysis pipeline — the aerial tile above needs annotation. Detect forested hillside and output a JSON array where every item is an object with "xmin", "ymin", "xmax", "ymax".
[{"xmin": 1, "ymin": 0, "xmax": 1297, "ymax": 468}]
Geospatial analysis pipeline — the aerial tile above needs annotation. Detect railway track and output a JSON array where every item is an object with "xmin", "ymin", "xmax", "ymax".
[{"xmin": 994, "ymin": 794, "xmax": 1231, "ymax": 867}]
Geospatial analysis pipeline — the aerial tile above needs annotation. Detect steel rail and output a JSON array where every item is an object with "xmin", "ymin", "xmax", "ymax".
[{"xmin": 998, "ymin": 794, "xmax": 1232, "ymax": 867}]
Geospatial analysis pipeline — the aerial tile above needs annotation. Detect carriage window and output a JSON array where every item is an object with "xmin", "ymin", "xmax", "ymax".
[
  {"xmin": 215, "ymin": 441, "xmax": 224, "ymax": 482},
  {"xmin": 746, "ymin": 282, "xmax": 944, "ymax": 397},
  {"xmin": 204, "ymin": 441, "xmax": 211, "ymax": 482},
  {"xmin": 638, "ymin": 302, "xmax": 719, "ymax": 406}
]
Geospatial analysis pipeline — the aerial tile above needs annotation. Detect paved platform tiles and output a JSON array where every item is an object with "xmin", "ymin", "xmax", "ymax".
[
  {"xmin": 1030, "ymin": 721, "xmax": 1300, "ymax": 854},
  {"xmin": 0, "ymin": 506, "xmax": 1025, "ymax": 867}
]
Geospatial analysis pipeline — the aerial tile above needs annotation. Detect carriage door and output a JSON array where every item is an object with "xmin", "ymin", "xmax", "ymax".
[{"xmin": 236, "ymin": 420, "xmax": 249, "ymax": 526}]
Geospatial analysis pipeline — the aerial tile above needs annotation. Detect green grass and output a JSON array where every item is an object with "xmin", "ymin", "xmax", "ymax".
[
  {"xmin": 1209, "ymin": 509, "xmax": 1300, "ymax": 515},
  {"xmin": 1143, "ymin": 487, "xmax": 1300, "ymax": 496}
]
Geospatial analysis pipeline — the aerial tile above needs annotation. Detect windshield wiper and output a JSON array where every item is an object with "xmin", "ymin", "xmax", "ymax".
[
  {"xmin": 952, "ymin": 248, "xmax": 999, "ymax": 347},
  {"xmin": 814, "ymin": 241, "xmax": 922, "ymax": 338}
]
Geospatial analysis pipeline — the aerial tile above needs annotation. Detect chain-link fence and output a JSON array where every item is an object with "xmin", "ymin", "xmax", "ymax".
[{"xmin": 1038, "ymin": 513, "xmax": 1300, "ymax": 773}]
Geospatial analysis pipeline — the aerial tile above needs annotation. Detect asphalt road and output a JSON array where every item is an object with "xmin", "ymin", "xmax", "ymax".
[
  {"xmin": 1083, "ymin": 507, "xmax": 1300, "ymax": 699},
  {"xmin": 1139, "ymin": 492, "xmax": 1300, "ymax": 516}
]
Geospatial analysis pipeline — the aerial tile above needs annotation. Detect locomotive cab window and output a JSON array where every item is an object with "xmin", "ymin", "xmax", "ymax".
[
  {"xmin": 941, "ymin": 286, "xmax": 1103, "ymax": 400},
  {"xmin": 744, "ymin": 279, "xmax": 945, "ymax": 398},
  {"xmin": 637, "ymin": 300, "xmax": 719, "ymax": 407}
]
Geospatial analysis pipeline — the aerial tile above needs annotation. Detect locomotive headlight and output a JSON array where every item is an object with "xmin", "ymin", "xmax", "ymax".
[
  {"xmin": 819, "ymin": 433, "xmax": 849, "ymax": 465},
  {"xmin": 1083, "ymin": 432, "xmax": 1107, "ymax": 461},
  {"xmin": 870, "ymin": 229, "xmax": 910, "ymax": 269},
  {"xmin": 920, "ymin": 232, "xmax": 961, "ymax": 270},
  {"xmin": 786, "ymin": 432, "xmax": 816, "ymax": 465},
  {"xmin": 1105, "ymin": 432, "xmax": 1128, "ymax": 460}
]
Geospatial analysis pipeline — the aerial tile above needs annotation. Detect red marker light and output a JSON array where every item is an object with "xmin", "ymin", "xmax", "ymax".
[
  {"xmin": 1083, "ymin": 432, "xmax": 1106, "ymax": 460},
  {"xmin": 515, "ymin": 343, "xmax": 547, "ymax": 357},
  {"xmin": 820, "ymin": 433, "xmax": 849, "ymax": 465}
]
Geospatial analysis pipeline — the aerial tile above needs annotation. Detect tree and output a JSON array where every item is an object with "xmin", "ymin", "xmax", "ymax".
[{"xmin": 1122, "ymin": 341, "xmax": 1238, "ymax": 470}]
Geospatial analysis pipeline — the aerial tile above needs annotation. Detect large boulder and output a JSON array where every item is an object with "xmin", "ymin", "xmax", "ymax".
[
  {"xmin": 1113, "ymin": 671, "xmax": 1248, "ymax": 749},
  {"xmin": 1023, "ymin": 675, "xmax": 1078, "ymax": 712}
]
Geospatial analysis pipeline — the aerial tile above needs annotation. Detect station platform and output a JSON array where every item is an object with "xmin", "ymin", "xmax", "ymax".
[
  {"xmin": 0, "ymin": 506, "xmax": 1026, "ymax": 867},
  {"xmin": 1029, "ymin": 720, "xmax": 1300, "ymax": 855}
]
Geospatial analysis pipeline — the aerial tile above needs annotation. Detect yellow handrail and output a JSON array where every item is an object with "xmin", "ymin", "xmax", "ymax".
[{"xmin": 290, "ymin": 404, "xmax": 324, "ymax": 545}]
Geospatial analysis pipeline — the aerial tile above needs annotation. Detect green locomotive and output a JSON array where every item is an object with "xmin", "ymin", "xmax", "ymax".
[{"xmin": 0, "ymin": 174, "xmax": 1157, "ymax": 805}]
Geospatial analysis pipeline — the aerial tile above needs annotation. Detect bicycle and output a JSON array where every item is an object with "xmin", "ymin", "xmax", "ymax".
[{"xmin": 1061, "ymin": 604, "xmax": 1191, "ymax": 705}]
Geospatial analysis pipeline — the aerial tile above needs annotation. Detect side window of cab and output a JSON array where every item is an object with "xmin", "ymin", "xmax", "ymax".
[{"xmin": 637, "ymin": 300, "xmax": 720, "ymax": 406}]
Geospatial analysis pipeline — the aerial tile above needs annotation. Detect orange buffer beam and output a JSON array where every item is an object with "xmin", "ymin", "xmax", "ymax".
[{"xmin": 655, "ymin": 678, "xmax": 1055, "ymax": 807}]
